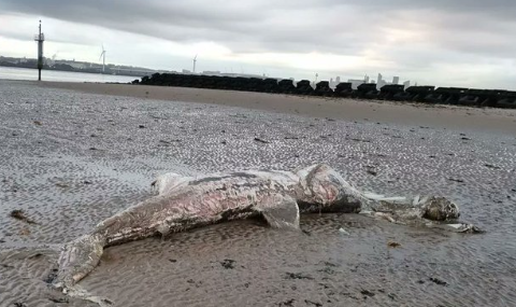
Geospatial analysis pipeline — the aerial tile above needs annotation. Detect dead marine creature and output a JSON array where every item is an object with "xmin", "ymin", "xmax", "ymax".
[{"xmin": 52, "ymin": 164, "xmax": 481, "ymax": 306}]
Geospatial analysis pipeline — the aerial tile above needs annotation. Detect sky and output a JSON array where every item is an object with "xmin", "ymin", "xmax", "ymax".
[{"xmin": 0, "ymin": 0, "xmax": 515, "ymax": 89}]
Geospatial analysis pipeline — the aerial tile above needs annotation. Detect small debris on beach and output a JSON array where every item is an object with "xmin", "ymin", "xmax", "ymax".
[
  {"xmin": 55, "ymin": 182, "xmax": 69, "ymax": 188},
  {"xmin": 168, "ymin": 259, "xmax": 177, "ymax": 263},
  {"xmin": 278, "ymin": 299, "xmax": 295, "ymax": 306},
  {"xmin": 43, "ymin": 269, "xmax": 58, "ymax": 284},
  {"xmin": 461, "ymin": 137, "xmax": 471, "ymax": 141},
  {"xmin": 254, "ymin": 137, "xmax": 270, "ymax": 144},
  {"xmin": 13, "ymin": 302, "xmax": 27, "ymax": 307},
  {"xmin": 284, "ymin": 272, "xmax": 314, "ymax": 280},
  {"xmin": 387, "ymin": 241, "xmax": 402, "ymax": 248},
  {"xmin": 360, "ymin": 289, "xmax": 375, "ymax": 297},
  {"xmin": 33, "ymin": 120, "xmax": 42, "ymax": 126},
  {"xmin": 28, "ymin": 253, "xmax": 43, "ymax": 260},
  {"xmin": 429, "ymin": 277, "xmax": 448, "ymax": 286},
  {"xmin": 83, "ymin": 180, "xmax": 93, "ymax": 185},
  {"xmin": 448, "ymin": 178, "xmax": 464, "ymax": 183},
  {"xmin": 9, "ymin": 209, "xmax": 38, "ymax": 225},
  {"xmin": 48, "ymin": 297, "xmax": 69, "ymax": 304},
  {"xmin": 304, "ymin": 299, "xmax": 322, "ymax": 307},
  {"xmin": 349, "ymin": 138, "xmax": 371, "ymax": 143},
  {"xmin": 138, "ymin": 125, "xmax": 146, "ymax": 128},
  {"xmin": 220, "ymin": 259, "xmax": 236, "ymax": 269},
  {"xmin": 221, "ymin": 140, "xmax": 227, "ymax": 145},
  {"xmin": 338, "ymin": 228, "xmax": 350, "ymax": 235},
  {"xmin": 366, "ymin": 166, "xmax": 378, "ymax": 176},
  {"xmin": 484, "ymin": 164, "xmax": 500, "ymax": 169}
]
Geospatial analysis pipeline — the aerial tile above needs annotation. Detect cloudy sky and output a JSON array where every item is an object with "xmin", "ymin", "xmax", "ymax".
[{"xmin": 1, "ymin": 0, "xmax": 515, "ymax": 89}]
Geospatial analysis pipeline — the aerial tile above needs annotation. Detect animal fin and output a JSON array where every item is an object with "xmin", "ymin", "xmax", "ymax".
[
  {"xmin": 256, "ymin": 194, "xmax": 300, "ymax": 230},
  {"xmin": 64, "ymin": 285, "xmax": 114, "ymax": 307},
  {"xmin": 363, "ymin": 192, "xmax": 407, "ymax": 202},
  {"xmin": 54, "ymin": 234, "xmax": 105, "ymax": 292}
]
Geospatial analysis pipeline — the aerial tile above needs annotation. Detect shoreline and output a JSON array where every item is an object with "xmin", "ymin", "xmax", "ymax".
[{"xmin": 26, "ymin": 80, "xmax": 516, "ymax": 134}]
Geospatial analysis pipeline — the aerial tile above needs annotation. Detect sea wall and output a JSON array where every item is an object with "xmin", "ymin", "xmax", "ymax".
[{"xmin": 133, "ymin": 73, "xmax": 516, "ymax": 109}]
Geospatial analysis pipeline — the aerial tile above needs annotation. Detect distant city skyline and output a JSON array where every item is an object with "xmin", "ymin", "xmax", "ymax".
[{"xmin": 0, "ymin": 0, "xmax": 515, "ymax": 90}]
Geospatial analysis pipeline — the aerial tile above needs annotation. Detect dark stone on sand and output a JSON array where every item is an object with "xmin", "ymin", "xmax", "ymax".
[
  {"xmin": 429, "ymin": 277, "xmax": 448, "ymax": 286},
  {"xmin": 387, "ymin": 241, "xmax": 401, "ymax": 248},
  {"xmin": 284, "ymin": 272, "xmax": 314, "ymax": 280},
  {"xmin": 14, "ymin": 303, "xmax": 27, "ymax": 307},
  {"xmin": 220, "ymin": 259, "xmax": 236, "ymax": 269},
  {"xmin": 138, "ymin": 125, "xmax": 145, "ymax": 128},
  {"xmin": 48, "ymin": 297, "xmax": 69, "ymax": 304},
  {"xmin": 448, "ymin": 178, "xmax": 464, "ymax": 183},
  {"xmin": 28, "ymin": 253, "xmax": 43, "ymax": 260},
  {"xmin": 9, "ymin": 209, "xmax": 38, "ymax": 225},
  {"xmin": 134, "ymin": 72, "xmax": 516, "ymax": 109},
  {"xmin": 304, "ymin": 299, "xmax": 322, "ymax": 307},
  {"xmin": 484, "ymin": 164, "xmax": 500, "ymax": 169},
  {"xmin": 314, "ymin": 81, "xmax": 333, "ymax": 96},
  {"xmin": 278, "ymin": 299, "xmax": 295, "ymax": 306},
  {"xmin": 360, "ymin": 289, "xmax": 376, "ymax": 297},
  {"xmin": 168, "ymin": 259, "xmax": 177, "ymax": 263},
  {"xmin": 44, "ymin": 269, "xmax": 58, "ymax": 284},
  {"xmin": 366, "ymin": 169, "xmax": 378, "ymax": 176}
]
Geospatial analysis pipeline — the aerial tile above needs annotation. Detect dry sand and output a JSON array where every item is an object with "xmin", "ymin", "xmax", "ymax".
[{"xmin": 39, "ymin": 81, "xmax": 516, "ymax": 135}]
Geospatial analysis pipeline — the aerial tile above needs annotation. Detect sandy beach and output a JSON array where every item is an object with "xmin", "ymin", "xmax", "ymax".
[
  {"xmin": 39, "ymin": 81, "xmax": 516, "ymax": 135},
  {"xmin": 1, "ymin": 79, "xmax": 515, "ymax": 307}
]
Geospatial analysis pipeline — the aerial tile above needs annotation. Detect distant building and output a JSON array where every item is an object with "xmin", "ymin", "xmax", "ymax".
[
  {"xmin": 364, "ymin": 75, "xmax": 370, "ymax": 84},
  {"xmin": 182, "ymin": 69, "xmax": 191, "ymax": 74},
  {"xmin": 348, "ymin": 79, "xmax": 365, "ymax": 89},
  {"xmin": 336, "ymin": 76, "xmax": 341, "ymax": 83},
  {"xmin": 392, "ymin": 76, "xmax": 400, "ymax": 85},
  {"xmin": 403, "ymin": 80, "xmax": 411, "ymax": 89},
  {"xmin": 377, "ymin": 73, "xmax": 386, "ymax": 89}
]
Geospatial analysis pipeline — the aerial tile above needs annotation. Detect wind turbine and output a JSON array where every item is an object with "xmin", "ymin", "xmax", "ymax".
[
  {"xmin": 192, "ymin": 54, "xmax": 198, "ymax": 73},
  {"xmin": 99, "ymin": 45, "xmax": 106, "ymax": 73}
]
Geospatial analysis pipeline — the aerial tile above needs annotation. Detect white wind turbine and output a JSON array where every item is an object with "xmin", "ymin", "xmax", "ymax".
[
  {"xmin": 192, "ymin": 54, "xmax": 198, "ymax": 73},
  {"xmin": 99, "ymin": 45, "xmax": 106, "ymax": 73}
]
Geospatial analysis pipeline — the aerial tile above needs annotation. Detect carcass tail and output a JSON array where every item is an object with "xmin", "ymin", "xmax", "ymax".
[
  {"xmin": 52, "ymin": 234, "xmax": 112, "ymax": 305},
  {"xmin": 362, "ymin": 192, "xmax": 407, "ymax": 202}
]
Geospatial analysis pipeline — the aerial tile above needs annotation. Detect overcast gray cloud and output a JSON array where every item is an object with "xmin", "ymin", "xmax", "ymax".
[{"xmin": 0, "ymin": 0, "xmax": 515, "ymax": 89}]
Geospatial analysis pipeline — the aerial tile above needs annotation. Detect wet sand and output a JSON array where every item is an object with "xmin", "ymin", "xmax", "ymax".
[{"xmin": 1, "ymin": 79, "xmax": 515, "ymax": 307}]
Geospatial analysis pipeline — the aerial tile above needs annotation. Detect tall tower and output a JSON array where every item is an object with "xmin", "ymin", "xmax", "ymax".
[
  {"xmin": 193, "ymin": 54, "xmax": 198, "ymax": 73},
  {"xmin": 34, "ymin": 20, "xmax": 45, "ymax": 81},
  {"xmin": 393, "ymin": 76, "xmax": 400, "ymax": 85}
]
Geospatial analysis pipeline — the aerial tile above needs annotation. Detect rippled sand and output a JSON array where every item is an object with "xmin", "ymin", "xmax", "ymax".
[{"xmin": 1, "ymin": 80, "xmax": 515, "ymax": 307}]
